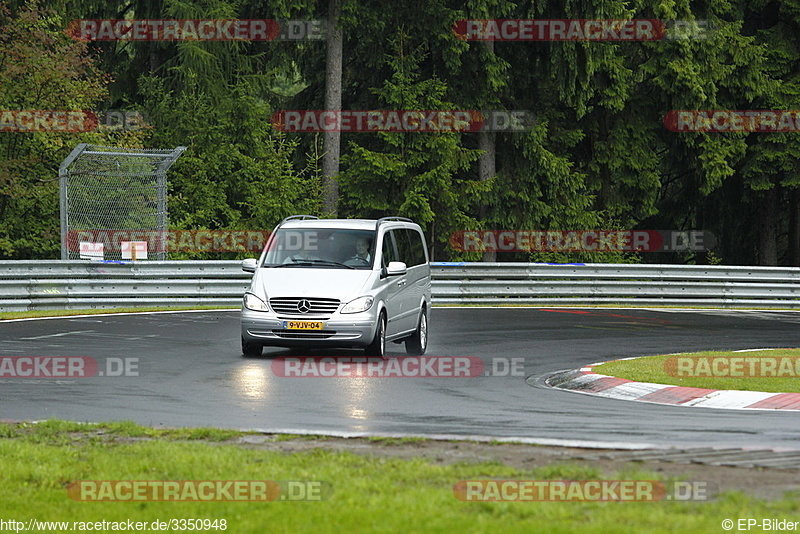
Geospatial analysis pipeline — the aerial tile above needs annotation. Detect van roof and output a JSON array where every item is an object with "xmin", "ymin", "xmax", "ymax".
[{"xmin": 278, "ymin": 218, "xmax": 420, "ymax": 231}]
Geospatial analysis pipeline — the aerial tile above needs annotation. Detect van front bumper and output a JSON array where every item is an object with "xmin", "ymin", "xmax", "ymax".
[{"xmin": 241, "ymin": 308, "xmax": 378, "ymax": 348}]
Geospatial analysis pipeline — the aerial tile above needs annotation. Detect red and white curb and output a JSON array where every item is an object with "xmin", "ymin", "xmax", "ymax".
[{"xmin": 546, "ymin": 354, "xmax": 800, "ymax": 411}]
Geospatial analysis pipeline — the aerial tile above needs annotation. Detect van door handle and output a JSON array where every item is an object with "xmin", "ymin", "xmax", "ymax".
[{"xmin": 397, "ymin": 279, "xmax": 406, "ymax": 287}]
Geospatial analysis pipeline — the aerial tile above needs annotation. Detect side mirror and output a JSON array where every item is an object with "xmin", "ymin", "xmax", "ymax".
[
  {"xmin": 386, "ymin": 261, "xmax": 407, "ymax": 276},
  {"xmin": 241, "ymin": 258, "xmax": 258, "ymax": 273}
]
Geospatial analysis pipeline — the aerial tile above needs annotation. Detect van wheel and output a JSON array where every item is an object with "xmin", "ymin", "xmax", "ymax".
[
  {"xmin": 405, "ymin": 307, "xmax": 427, "ymax": 356},
  {"xmin": 242, "ymin": 337, "xmax": 262, "ymax": 357},
  {"xmin": 365, "ymin": 312, "xmax": 386, "ymax": 358}
]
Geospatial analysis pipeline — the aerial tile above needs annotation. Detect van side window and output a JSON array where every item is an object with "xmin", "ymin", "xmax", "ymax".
[
  {"xmin": 407, "ymin": 229, "xmax": 426, "ymax": 266},
  {"xmin": 394, "ymin": 229, "xmax": 410, "ymax": 266},
  {"xmin": 395, "ymin": 228, "xmax": 426, "ymax": 266},
  {"xmin": 381, "ymin": 231, "xmax": 398, "ymax": 268}
]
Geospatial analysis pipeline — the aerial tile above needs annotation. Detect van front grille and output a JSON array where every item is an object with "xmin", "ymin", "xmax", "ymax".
[{"xmin": 269, "ymin": 297, "xmax": 341, "ymax": 315}]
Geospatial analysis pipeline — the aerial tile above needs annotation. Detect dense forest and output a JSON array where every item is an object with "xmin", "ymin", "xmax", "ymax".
[{"xmin": 1, "ymin": 0, "xmax": 799, "ymax": 265}]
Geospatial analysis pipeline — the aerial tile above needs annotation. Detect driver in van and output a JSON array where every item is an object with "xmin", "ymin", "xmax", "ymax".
[{"xmin": 350, "ymin": 237, "xmax": 372, "ymax": 263}]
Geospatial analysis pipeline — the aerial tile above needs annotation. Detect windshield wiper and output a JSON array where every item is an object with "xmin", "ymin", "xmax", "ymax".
[
  {"xmin": 270, "ymin": 260, "xmax": 355, "ymax": 269},
  {"xmin": 271, "ymin": 262, "xmax": 314, "ymax": 268},
  {"xmin": 303, "ymin": 260, "xmax": 355, "ymax": 269}
]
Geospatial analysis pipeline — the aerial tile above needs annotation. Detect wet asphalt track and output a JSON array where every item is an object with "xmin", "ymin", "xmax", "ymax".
[{"xmin": 1, "ymin": 308, "xmax": 799, "ymax": 449}]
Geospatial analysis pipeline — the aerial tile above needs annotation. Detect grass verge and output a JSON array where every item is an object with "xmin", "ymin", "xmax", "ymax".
[
  {"xmin": 592, "ymin": 349, "xmax": 800, "ymax": 393},
  {"xmin": 0, "ymin": 306, "xmax": 238, "ymax": 321},
  {"xmin": 1, "ymin": 420, "xmax": 798, "ymax": 533}
]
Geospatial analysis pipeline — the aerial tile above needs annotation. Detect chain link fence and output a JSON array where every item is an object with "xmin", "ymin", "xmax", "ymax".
[{"xmin": 59, "ymin": 143, "xmax": 185, "ymax": 260}]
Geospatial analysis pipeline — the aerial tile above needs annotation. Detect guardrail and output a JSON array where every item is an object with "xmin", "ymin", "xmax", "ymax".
[{"xmin": 0, "ymin": 260, "xmax": 799, "ymax": 311}]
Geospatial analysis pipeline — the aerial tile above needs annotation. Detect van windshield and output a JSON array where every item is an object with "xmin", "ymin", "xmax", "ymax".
[{"xmin": 262, "ymin": 228, "xmax": 376, "ymax": 269}]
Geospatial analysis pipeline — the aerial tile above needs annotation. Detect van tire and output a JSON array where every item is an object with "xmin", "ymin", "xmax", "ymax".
[
  {"xmin": 405, "ymin": 307, "xmax": 427, "ymax": 356},
  {"xmin": 242, "ymin": 337, "xmax": 262, "ymax": 357},
  {"xmin": 365, "ymin": 312, "xmax": 386, "ymax": 358}
]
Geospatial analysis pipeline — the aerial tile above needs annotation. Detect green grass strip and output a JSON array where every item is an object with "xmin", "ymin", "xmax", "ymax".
[
  {"xmin": 0, "ymin": 420, "xmax": 798, "ymax": 533},
  {"xmin": 0, "ymin": 306, "xmax": 238, "ymax": 321},
  {"xmin": 592, "ymin": 349, "xmax": 800, "ymax": 393}
]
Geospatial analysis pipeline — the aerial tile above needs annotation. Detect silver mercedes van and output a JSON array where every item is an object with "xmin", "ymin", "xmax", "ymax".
[{"xmin": 240, "ymin": 216, "xmax": 431, "ymax": 357}]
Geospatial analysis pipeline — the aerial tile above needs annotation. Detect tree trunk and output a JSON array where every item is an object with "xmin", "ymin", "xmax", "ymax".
[
  {"xmin": 478, "ymin": 129, "xmax": 496, "ymax": 262},
  {"xmin": 789, "ymin": 188, "xmax": 800, "ymax": 266},
  {"xmin": 322, "ymin": 0, "xmax": 342, "ymax": 217},
  {"xmin": 149, "ymin": 44, "xmax": 161, "ymax": 74},
  {"xmin": 758, "ymin": 187, "xmax": 779, "ymax": 265},
  {"xmin": 479, "ymin": 39, "xmax": 496, "ymax": 262}
]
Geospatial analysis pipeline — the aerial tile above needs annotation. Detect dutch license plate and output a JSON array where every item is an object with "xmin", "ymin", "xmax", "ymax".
[{"xmin": 283, "ymin": 320, "xmax": 324, "ymax": 330}]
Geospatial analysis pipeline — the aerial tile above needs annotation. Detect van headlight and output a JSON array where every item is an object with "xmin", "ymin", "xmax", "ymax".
[
  {"xmin": 341, "ymin": 296, "xmax": 374, "ymax": 314},
  {"xmin": 244, "ymin": 293, "xmax": 269, "ymax": 312}
]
